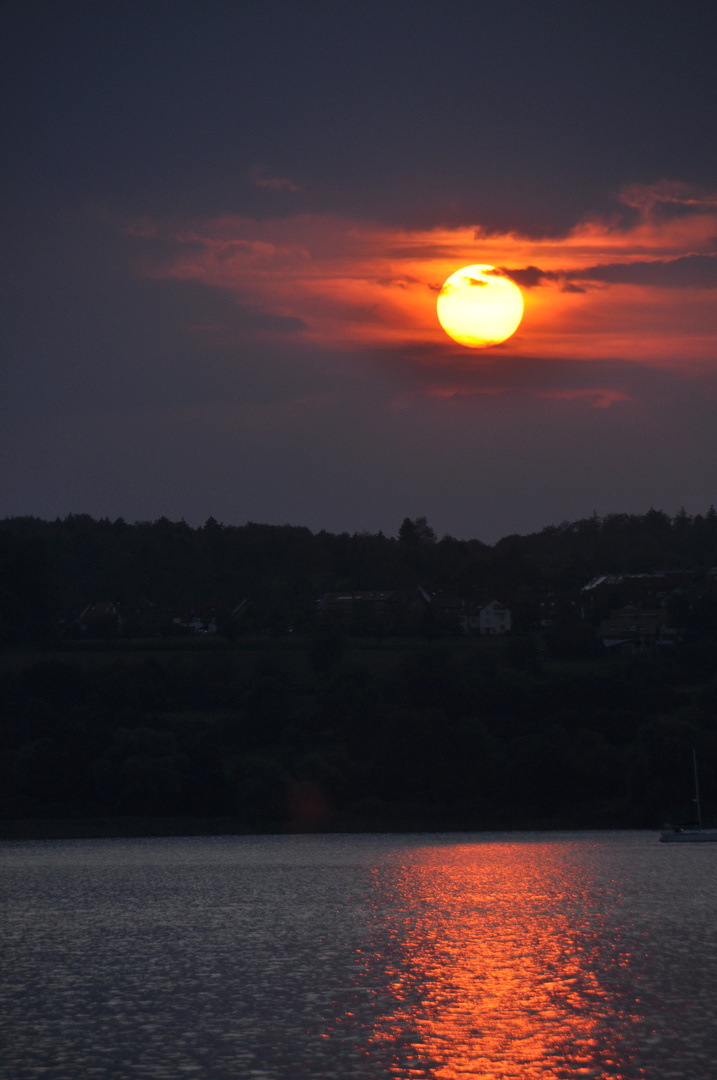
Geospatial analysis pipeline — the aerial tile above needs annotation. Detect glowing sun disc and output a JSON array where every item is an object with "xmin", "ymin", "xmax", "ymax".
[{"xmin": 437, "ymin": 264, "xmax": 523, "ymax": 347}]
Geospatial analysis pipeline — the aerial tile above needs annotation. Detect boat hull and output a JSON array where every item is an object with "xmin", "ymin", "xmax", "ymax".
[{"xmin": 660, "ymin": 829, "xmax": 717, "ymax": 843}]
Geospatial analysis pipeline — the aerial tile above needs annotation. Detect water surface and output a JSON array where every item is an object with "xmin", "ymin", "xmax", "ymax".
[{"xmin": 2, "ymin": 831, "xmax": 716, "ymax": 1078}]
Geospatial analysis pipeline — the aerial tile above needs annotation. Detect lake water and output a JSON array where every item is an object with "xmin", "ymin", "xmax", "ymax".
[{"xmin": 2, "ymin": 832, "xmax": 717, "ymax": 1079}]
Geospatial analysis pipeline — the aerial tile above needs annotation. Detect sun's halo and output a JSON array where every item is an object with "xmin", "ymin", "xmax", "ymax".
[{"xmin": 437, "ymin": 264, "xmax": 523, "ymax": 347}]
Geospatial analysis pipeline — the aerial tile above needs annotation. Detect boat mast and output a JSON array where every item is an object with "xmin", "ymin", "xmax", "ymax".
[{"xmin": 693, "ymin": 747, "xmax": 703, "ymax": 829}]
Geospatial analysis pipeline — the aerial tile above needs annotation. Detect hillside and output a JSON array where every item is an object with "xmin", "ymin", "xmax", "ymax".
[{"xmin": 2, "ymin": 509, "xmax": 717, "ymax": 836}]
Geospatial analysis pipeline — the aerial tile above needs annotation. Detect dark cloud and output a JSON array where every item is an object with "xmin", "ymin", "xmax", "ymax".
[
  {"xmin": 500, "ymin": 253, "xmax": 717, "ymax": 292},
  {"xmin": 376, "ymin": 276, "xmax": 421, "ymax": 289},
  {"xmin": 570, "ymin": 253, "xmax": 717, "ymax": 289},
  {"xmin": 0, "ymin": 208, "xmax": 315, "ymax": 423},
  {"xmin": 250, "ymin": 167, "xmax": 304, "ymax": 193},
  {"xmin": 6, "ymin": 4, "xmax": 717, "ymax": 230},
  {"xmin": 499, "ymin": 265, "xmax": 554, "ymax": 289},
  {"xmin": 618, "ymin": 180, "xmax": 717, "ymax": 220},
  {"xmin": 438, "ymin": 274, "xmax": 490, "ymax": 297},
  {"xmin": 373, "ymin": 345, "xmax": 678, "ymax": 404}
]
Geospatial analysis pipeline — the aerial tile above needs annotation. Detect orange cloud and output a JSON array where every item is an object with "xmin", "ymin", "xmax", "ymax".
[{"xmin": 127, "ymin": 182, "xmax": 717, "ymax": 370}]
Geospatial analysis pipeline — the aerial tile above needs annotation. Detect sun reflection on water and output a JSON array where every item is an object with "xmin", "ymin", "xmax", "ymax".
[{"xmin": 340, "ymin": 841, "xmax": 646, "ymax": 1079}]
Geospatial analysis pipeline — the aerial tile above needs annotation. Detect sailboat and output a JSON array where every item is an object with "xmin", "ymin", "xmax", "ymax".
[{"xmin": 660, "ymin": 748, "xmax": 717, "ymax": 842}]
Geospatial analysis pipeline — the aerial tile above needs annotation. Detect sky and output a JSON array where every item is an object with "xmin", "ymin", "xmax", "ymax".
[{"xmin": 3, "ymin": 1, "xmax": 717, "ymax": 543}]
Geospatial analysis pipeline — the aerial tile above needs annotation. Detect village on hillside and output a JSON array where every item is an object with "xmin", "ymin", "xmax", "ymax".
[
  {"xmin": 5, "ymin": 511, "xmax": 717, "ymax": 653},
  {"xmin": 72, "ymin": 568, "xmax": 717, "ymax": 653}
]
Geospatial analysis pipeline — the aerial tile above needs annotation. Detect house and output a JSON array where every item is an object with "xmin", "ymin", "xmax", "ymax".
[
  {"xmin": 77, "ymin": 601, "xmax": 121, "ymax": 633},
  {"xmin": 581, "ymin": 570, "xmax": 699, "ymax": 608},
  {"xmin": 599, "ymin": 604, "xmax": 675, "ymax": 650},
  {"xmin": 417, "ymin": 588, "xmax": 512, "ymax": 635},
  {"xmin": 477, "ymin": 599, "xmax": 512, "ymax": 635}
]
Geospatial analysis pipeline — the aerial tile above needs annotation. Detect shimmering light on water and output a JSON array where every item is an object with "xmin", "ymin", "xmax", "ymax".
[{"xmin": 2, "ymin": 833, "xmax": 717, "ymax": 1079}]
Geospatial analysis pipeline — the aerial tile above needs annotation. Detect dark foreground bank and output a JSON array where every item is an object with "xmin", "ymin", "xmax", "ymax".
[{"xmin": 3, "ymin": 636, "xmax": 717, "ymax": 835}]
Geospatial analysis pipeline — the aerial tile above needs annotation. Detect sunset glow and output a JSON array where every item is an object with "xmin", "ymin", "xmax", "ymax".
[
  {"xmin": 129, "ymin": 182, "xmax": 717, "ymax": 373},
  {"xmin": 7, "ymin": 3, "xmax": 717, "ymax": 540},
  {"xmin": 331, "ymin": 842, "xmax": 646, "ymax": 1079},
  {"xmin": 437, "ymin": 264, "xmax": 524, "ymax": 347}
]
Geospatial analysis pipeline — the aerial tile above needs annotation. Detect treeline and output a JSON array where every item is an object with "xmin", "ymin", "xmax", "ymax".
[
  {"xmin": 2, "ymin": 636, "xmax": 717, "ymax": 831},
  {"xmin": 3, "ymin": 507, "xmax": 717, "ymax": 834},
  {"xmin": 3, "ymin": 507, "xmax": 717, "ymax": 644}
]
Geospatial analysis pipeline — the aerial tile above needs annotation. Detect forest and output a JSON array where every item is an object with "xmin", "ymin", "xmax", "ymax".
[{"xmin": 2, "ymin": 509, "xmax": 717, "ymax": 836}]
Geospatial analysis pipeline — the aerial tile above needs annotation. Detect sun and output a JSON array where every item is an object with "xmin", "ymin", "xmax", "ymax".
[{"xmin": 437, "ymin": 264, "xmax": 523, "ymax": 347}]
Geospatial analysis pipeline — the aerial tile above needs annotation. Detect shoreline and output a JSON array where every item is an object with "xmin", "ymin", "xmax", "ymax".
[{"xmin": 0, "ymin": 812, "xmax": 650, "ymax": 842}]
